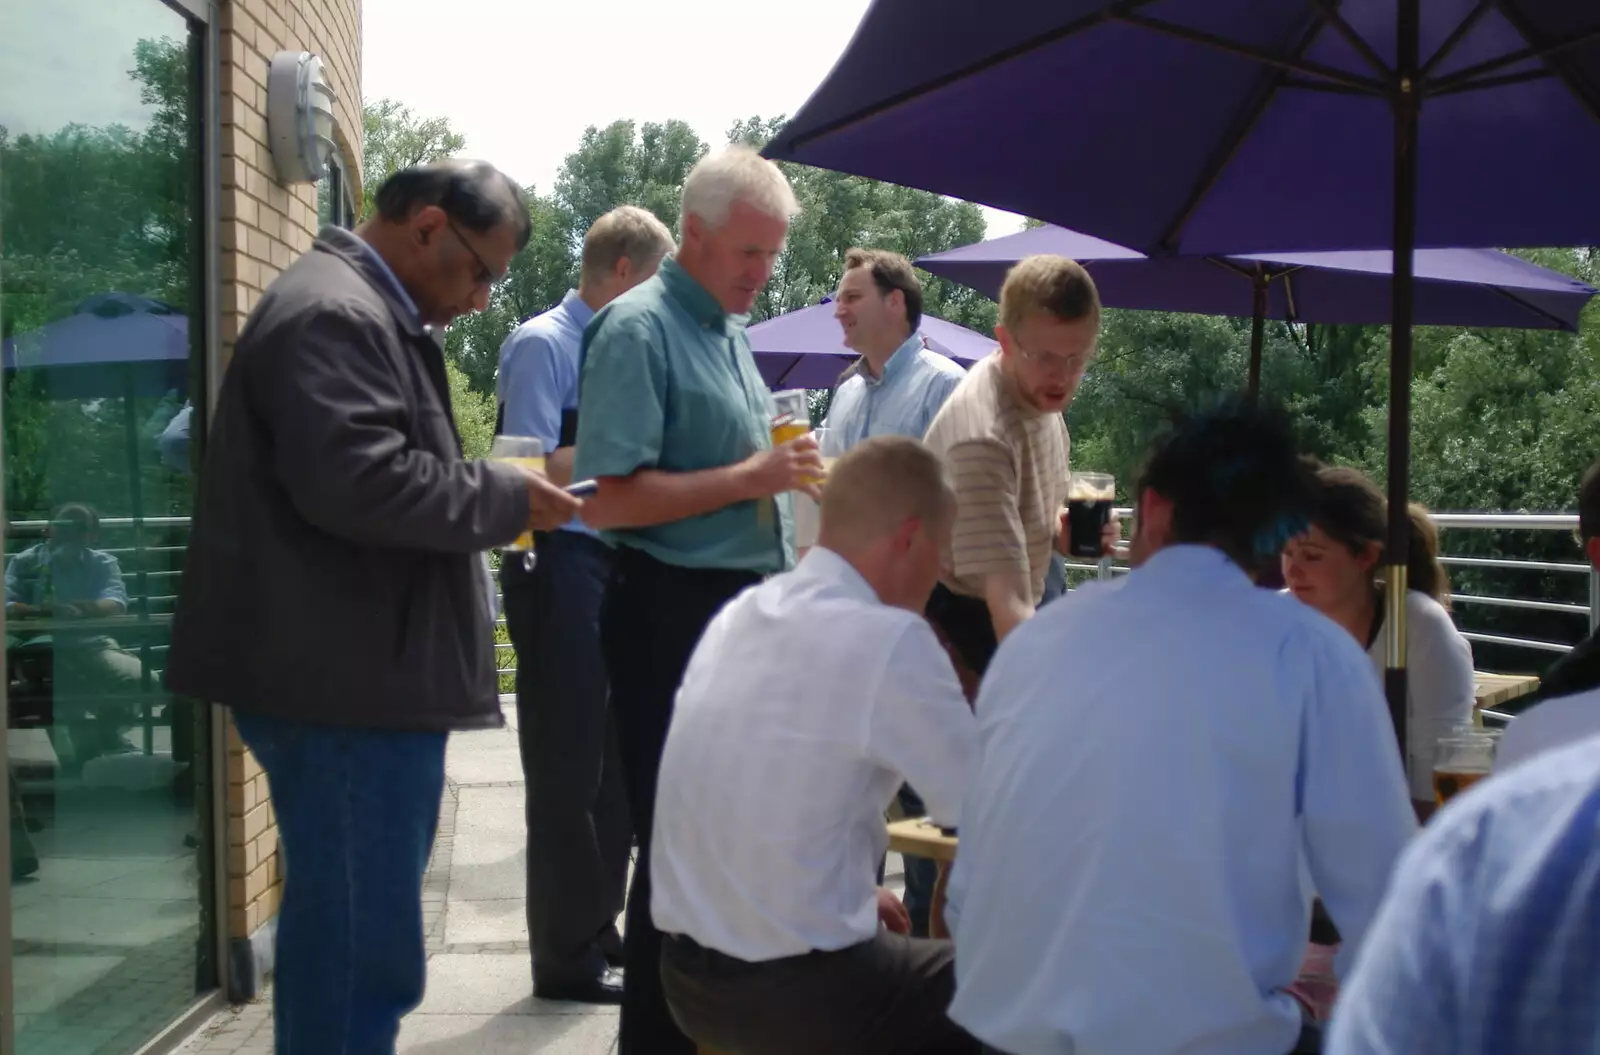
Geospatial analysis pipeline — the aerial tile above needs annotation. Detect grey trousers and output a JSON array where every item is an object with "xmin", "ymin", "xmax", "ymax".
[
  {"xmin": 501, "ymin": 531, "xmax": 632, "ymax": 985},
  {"xmin": 661, "ymin": 931, "xmax": 981, "ymax": 1055}
]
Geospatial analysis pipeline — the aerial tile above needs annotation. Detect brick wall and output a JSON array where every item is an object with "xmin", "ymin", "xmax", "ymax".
[{"xmin": 215, "ymin": 0, "xmax": 362, "ymax": 979}]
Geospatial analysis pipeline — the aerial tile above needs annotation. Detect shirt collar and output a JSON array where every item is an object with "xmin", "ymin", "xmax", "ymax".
[
  {"xmin": 659, "ymin": 256, "xmax": 745, "ymax": 333},
  {"xmin": 560, "ymin": 288, "xmax": 596, "ymax": 329},
  {"xmin": 864, "ymin": 332, "xmax": 925, "ymax": 388},
  {"xmin": 796, "ymin": 546, "xmax": 880, "ymax": 603},
  {"xmin": 1138, "ymin": 544, "xmax": 1253, "ymax": 589},
  {"xmin": 351, "ymin": 233, "xmax": 420, "ymax": 321}
]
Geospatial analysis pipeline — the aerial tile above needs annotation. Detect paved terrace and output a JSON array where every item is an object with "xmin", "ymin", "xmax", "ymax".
[{"xmin": 176, "ymin": 701, "xmax": 911, "ymax": 1054}]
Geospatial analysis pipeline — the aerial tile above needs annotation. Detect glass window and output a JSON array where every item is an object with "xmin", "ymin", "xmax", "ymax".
[
  {"xmin": 318, "ymin": 153, "xmax": 358, "ymax": 230},
  {"xmin": 0, "ymin": 1, "xmax": 216, "ymax": 1052}
]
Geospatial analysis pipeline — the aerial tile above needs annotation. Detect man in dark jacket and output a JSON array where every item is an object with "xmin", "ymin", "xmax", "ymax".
[{"xmin": 165, "ymin": 160, "xmax": 580, "ymax": 1054}]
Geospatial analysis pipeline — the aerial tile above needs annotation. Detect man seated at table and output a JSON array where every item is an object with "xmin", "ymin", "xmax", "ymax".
[
  {"xmin": 5, "ymin": 502, "xmax": 144, "ymax": 765},
  {"xmin": 652, "ymin": 435, "xmax": 981, "ymax": 1055},
  {"xmin": 945, "ymin": 401, "xmax": 1417, "ymax": 1055}
]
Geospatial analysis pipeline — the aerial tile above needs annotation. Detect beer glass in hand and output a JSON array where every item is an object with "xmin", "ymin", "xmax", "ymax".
[
  {"xmin": 491, "ymin": 435, "xmax": 546, "ymax": 552},
  {"xmin": 1433, "ymin": 733, "xmax": 1495, "ymax": 806},
  {"xmin": 1066, "ymin": 472, "xmax": 1116, "ymax": 558}
]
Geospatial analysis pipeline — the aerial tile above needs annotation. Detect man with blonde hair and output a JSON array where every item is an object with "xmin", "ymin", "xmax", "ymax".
[
  {"xmin": 654, "ymin": 435, "xmax": 980, "ymax": 1055},
  {"xmin": 924, "ymin": 253, "xmax": 1109, "ymax": 686},
  {"xmin": 495, "ymin": 204, "xmax": 674, "ymax": 1004},
  {"xmin": 574, "ymin": 145, "xmax": 822, "ymax": 1053}
]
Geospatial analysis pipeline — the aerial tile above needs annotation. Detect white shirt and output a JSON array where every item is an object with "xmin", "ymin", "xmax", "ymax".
[
  {"xmin": 651, "ymin": 547, "xmax": 977, "ymax": 962},
  {"xmin": 1365, "ymin": 590, "xmax": 1476, "ymax": 800},
  {"xmin": 1494, "ymin": 685, "xmax": 1600, "ymax": 773},
  {"xmin": 947, "ymin": 546, "xmax": 1417, "ymax": 1055}
]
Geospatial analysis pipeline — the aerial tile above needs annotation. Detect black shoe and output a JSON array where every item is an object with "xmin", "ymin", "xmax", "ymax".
[{"xmin": 535, "ymin": 967, "xmax": 624, "ymax": 1005}]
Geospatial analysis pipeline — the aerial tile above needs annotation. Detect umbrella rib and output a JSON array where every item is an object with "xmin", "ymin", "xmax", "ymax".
[
  {"xmin": 1420, "ymin": 0, "xmax": 1494, "ymax": 77},
  {"xmin": 1114, "ymin": 13, "xmax": 1386, "ymax": 93},
  {"xmin": 1483, "ymin": 3, "xmax": 1600, "ymax": 129},
  {"xmin": 1155, "ymin": 16, "xmax": 1333, "ymax": 251},
  {"xmin": 1427, "ymin": 16, "xmax": 1600, "ymax": 99},
  {"xmin": 1428, "ymin": 68, "xmax": 1554, "ymax": 98},
  {"xmin": 1484, "ymin": 285, "xmax": 1579, "ymax": 332},
  {"xmin": 779, "ymin": 0, "xmax": 1167, "ymax": 152},
  {"xmin": 1305, "ymin": 0, "xmax": 1392, "ymax": 79}
]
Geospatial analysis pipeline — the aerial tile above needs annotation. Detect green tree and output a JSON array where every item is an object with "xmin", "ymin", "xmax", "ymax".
[
  {"xmin": 358, "ymin": 98, "xmax": 467, "ymax": 219},
  {"xmin": 553, "ymin": 119, "xmax": 708, "ymax": 241}
]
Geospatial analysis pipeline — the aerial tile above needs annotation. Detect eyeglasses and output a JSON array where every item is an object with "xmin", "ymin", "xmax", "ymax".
[
  {"xmin": 1014, "ymin": 337, "xmax": 1094, "ymax": 375},
  {"xmin": 445, "ymin": 220, "xmax": 497, "ymax": 288}
]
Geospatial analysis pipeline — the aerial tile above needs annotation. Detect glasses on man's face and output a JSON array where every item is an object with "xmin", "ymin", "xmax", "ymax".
[
  {"xmin": 1014, "ymin": 338, "xmax": 1093, "ymax": 376},
  {"xmin": 445, "ymin": 220, "xmax": 497, "ymax": 288}
]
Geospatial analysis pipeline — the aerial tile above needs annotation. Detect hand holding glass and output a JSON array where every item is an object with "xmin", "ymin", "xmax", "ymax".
[{"xmin": 491, "ymin": 435, "xmax": 546, "ymax": 552}]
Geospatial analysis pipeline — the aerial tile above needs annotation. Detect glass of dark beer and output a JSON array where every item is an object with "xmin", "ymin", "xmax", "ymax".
[
  {"xmin": 1066, "ymin": 472, "xmax": 1115, "ymax": 558},
  {"xmin": 1432, "ymin": 733, "xmax": 1495, "ymax": 806}
]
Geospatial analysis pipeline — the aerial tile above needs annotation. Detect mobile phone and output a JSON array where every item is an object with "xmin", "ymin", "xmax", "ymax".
[{"xmin": 565, "ymin": 479, "xmax": 599, "ymax": 498}]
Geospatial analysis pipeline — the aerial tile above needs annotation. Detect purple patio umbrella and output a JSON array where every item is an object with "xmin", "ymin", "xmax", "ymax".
[
  {"xmin": 749, "ymin": 299, "xmax": 995, "ymax": 389},
  {"xmin": 763, "ymin": 0, "xmax": 1600, "ymax": 750},
  {"xmin": 917, "ymin": 225, "xmax": 1596, "ymax": 399}
]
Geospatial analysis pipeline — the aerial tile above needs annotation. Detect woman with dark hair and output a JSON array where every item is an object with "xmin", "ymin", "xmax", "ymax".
[{"xmin": 1281, "ymin": 466, "xmax": 1475, "ymax": 818}]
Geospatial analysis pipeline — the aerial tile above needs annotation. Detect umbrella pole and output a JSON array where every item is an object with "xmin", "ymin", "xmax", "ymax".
[
  {"xmin": 1384, "ymin": 0, "xmax": 1421, "ymax": 765},
  {"xmin": 1247, "ymin": 271, "xmax": 1266, "ymax": 405}
]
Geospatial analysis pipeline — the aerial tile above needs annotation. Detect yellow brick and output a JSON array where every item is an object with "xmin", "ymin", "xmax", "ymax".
[
  {"xmin": 270, "ymin": 239, "xmax": 293, "ymax": 270},
  {"xmin": 229, "ymin": 907, "xmax": 249, "ymax": 937},
  {"xmin": 240, "ymin": 801, "xmax": 270, "ymax": 843},
  {"xmin": 227, "ymin": 839, "xmax": 254, "ymax": 875}
]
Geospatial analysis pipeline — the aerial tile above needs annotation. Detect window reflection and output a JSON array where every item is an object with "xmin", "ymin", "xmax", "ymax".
[{"xmin": 0, "ymin": 1, "xmax": 214, "ymax": 1051}]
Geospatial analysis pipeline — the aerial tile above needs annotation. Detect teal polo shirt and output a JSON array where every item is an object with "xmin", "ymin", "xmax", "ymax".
[{"xmin": 573, "ymin": 257, "xmax": 795, "ymax": 573}]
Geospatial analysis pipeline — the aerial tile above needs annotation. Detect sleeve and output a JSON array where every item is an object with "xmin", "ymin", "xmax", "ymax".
[
  {"xmin": 862, "ymin": 619, "xmax": 978, "ymax": 826},
  {"xmin": 946, "ymin": 438, "xmax": 1031, "ymax": 586},
  {"xmin": 922, "ymin": 369, "xmax": 964, "ymax": 434},
  {"xmin": 95, "ymin": 555, "xmax": 129, "ymax": 610},
  {"xmin": 253, "ymin": 305, "xmax": 530, "ymax": 553},
  {"xmin": 1297, "ymin": 628, "xmax": 1419, "ymax": 976},
  {"xmin": 4, "ymin": 553, "xmax": 29, "ymax": 605},
  {"xmin": 572, "ymin": 314, "xmax": 668, "ymax": 481},
  {"xmin": 1323, "ymin": 832, "xmax": 1464, "ymax": 1055},
  {"xmin": 1404, "ymin": 597, "xmax": 1478, "ymax": 800},
  {"xmin": 498, "ymin": 328, "xmax": 568, "ymax": 451}
]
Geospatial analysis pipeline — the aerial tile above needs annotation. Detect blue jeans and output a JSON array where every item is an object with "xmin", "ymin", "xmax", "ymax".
[
  {"xmin": 896, "ymin": 785, "xmax": 937, "ymax": 937},
  {"xmin": 233, "ymin": 712, "xmax": 447, "ymax": 1055}
]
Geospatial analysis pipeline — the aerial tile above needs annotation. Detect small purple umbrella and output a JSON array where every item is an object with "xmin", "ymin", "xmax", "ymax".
[
  {"xmin": 749, "ymin": 299, "xmax": 995, "ymax": 389},
  {"xmin": 918, "ymin": 225, "xmax": 1596, "ymax": 398}
]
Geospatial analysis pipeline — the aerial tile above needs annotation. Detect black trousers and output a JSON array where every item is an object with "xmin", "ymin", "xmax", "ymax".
[
  {"xmin": 601, "ymin": 548, "xmax": 762, "ymax": 1055},
  {"xmin": 502, "ymin": 531, "xmax": 631, "ymax": 985},
  {"xmin": 926, "ymin": 584, "xmax": 999, "ymax": 678},
  {"xmin": 662, "ymin": 933, "xmax": 981, "ymax": 1055}
]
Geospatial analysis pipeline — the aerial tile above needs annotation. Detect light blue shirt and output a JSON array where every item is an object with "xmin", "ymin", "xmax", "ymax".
[
  {"xmin": 349, "ymin": 231, "xmax": 418, "ymax": 320},
  {"xmin": 5, "ymin": 543, "xmax": 128, "ymax": 610},
  {"xmin": 946, "ymin": 545, "xmax": 1417, "ymax": 1055},
  {"xmin": 822, "ymin": 333, "xmax": 966, "ymax": 449},
  {"xmin": 1327, "ymin": 732, "xmax": 1600, "ymax": 1055},
  {"xmin": 574, "ymin": 257, "xmax": 794, "ymax": 573},
  {"xmin": 497, "ymin": 290, "xmax": 596, "ymax": 536}
]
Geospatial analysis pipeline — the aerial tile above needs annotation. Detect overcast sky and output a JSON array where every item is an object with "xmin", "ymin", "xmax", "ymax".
[{"xmin": 363, "ymin": 0, "xmax": 1023, "ymax": 237}]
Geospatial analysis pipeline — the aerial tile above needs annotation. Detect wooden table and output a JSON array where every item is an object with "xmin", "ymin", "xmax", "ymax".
[
  {"xmin": 1473, "ymin": 671, "xmax": 1540, "ymax": 712},
  {"xmin": 887, "ymin": 817, "xmax": 959, "ymax": 939}
]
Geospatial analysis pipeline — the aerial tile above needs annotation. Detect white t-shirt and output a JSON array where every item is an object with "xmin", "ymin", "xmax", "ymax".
[
  {"xmin": 1366, "ymin": 590, "xmax": 1477, "ymax": 801},
  {"xmin": 1495, "ymin": 685, "xmax": 1600, "ymax": 773}
]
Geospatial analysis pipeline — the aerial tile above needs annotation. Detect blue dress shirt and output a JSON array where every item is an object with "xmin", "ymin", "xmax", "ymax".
[
  {"xmin": 946, "ymin": 545, "xmax": 1417, "ymax": 1055},
  {"xmin": 823, "ymin": 333, "xmax": 967, "ymax": 449},
  {"xmin": 497, "ymin": 290, "xmax": 596, "ymax": 536},
  {"xmin": 1327, "ymin": 732, "xmax": 1600, "ymax": 1055}
]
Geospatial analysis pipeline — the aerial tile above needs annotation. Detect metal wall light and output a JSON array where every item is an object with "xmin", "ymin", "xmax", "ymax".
[{"xmin": 266, "ymin": 51, "xmax": 338, "ymax": 184}]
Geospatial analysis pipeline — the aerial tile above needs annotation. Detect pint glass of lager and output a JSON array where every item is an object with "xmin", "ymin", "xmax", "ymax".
[{"xmin": 1432, "ymin": 732, "xmax": 1495, "ymax": 806}]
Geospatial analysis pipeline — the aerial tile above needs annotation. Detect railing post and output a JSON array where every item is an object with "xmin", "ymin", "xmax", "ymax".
[{"xmin": 1590, "ymin": 565, "xmax": 1599, "ymax": 635}]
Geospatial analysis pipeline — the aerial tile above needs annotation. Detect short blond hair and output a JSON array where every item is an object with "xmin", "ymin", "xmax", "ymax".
[
  {"xmin": 580, "ymin": 205, "xmax": 675, "ymax": 287},
  {"xmin": 999, "ymin": 254, "xmax": 1101, "ymax": 332},
  {"xmin": 679, "ymin": 146, "xmax": 801, "ymax": 232},
  {"xmin": 819, "ymin": 435, "xmax": 955, "ymax": 551}
]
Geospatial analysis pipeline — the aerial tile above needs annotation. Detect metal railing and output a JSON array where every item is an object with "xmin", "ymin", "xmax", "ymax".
[
  {"xmin": 1057, "ymin": 510, "xmax": 1596, "ymax": 667},
  {"xmin": 7, "ymin": 511, "xmax": 1589, "ymax": 683}
]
